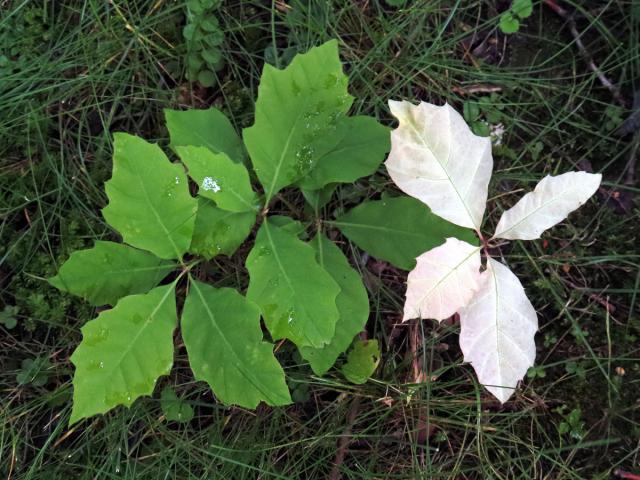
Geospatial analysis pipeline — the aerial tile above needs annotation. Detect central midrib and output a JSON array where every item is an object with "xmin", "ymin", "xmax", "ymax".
[
  {"xmin": 405, "ymin": 110, "xmax": 479, "ymax": 230},
  {"xmin": 191, "ymin": 281, "xmax": 279, "ymax": 404}
]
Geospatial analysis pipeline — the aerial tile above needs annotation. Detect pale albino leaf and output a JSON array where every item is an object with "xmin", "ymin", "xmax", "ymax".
[
  {"xmin": 493, "ymin": 171, "xmax": 602, "ymax": 240},
  {"xmin": 459, "ymin": 258, "xmax": 538, "ymax": 403},
  {"xmin": 403, "ymin": 238, "xmax": 482, "ymax": 322},
  {"xmin": 385, "ymin": 101, "xmax": 493, "ymax": 230}
]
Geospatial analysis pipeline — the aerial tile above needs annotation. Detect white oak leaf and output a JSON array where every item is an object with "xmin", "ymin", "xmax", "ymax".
[
  {"xmin": 403, "ymin": 238, "xmax": 482, "ymax": 322},
  {"xmin": 385, "ymin": 100, "xmax": 493, "ymax": 230},
  {"xmin": 493, "ymin": 171, "xmax": 602, "ymax": 240},
  {"xmin": 459, "ymin": 258, "xmax": 538, "ymax": 403}
]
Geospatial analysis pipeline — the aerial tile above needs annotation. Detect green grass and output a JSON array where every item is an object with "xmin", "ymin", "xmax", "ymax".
[{"xmin": 1, "ymin": 0, "xmax": 639, "ymax": 478}]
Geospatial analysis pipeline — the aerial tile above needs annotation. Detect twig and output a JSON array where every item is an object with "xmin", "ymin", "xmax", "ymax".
[
  {"xmin": 329, "ymin": 397, "xmax": 361, "ymax": 480},
  {"xmin": 543, "ymin": 0, "xmax": 626, "ymax": 108}
]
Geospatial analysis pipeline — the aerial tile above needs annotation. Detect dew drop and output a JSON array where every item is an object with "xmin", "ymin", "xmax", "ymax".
[
  {"xmin": 292, "ymin": 80, "xmax": 301, "ymax": 96},
  {"xmin": 175, "ymin": 176, "xmax": 180, "ymax": 185},
  {"xmin": 324, "ymin": 73, "xmax": 338, "ymax": 88},
  {"xmin": 201, "ymin": 176, "xmax": 221, "ymax": 193}
]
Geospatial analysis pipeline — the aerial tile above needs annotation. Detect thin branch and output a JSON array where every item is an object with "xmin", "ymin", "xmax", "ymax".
[{"xmin": 543, "ymin": 0, "xmax": 626, "ymax": 108}]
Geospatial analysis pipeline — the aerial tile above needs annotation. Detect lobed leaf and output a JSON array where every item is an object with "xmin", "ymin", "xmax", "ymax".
[
  {"xmin": 459, "ymin": 258, "xmax": 538, "ymax": 403},
  {"xmin": 243, "ymin": 40, "xmax": 353, "ymax": 201},
  {"xmin": 493, "ymin": 171, "xmax": 602, "ymax": 240},
  {"xmin": 332, "ymin": 196, "xmax": 478, "ymax": 270},
  {"xmin": 160, "ymin": 387, "xmax": 194, "ymax": 423},
  {"xmin": 182, "ymin": 280, "xmax": 291, "ymax": 408},
  {"xmin": 177, "ymin": 146, "xmax": 259, "ymax": 213},
  {"xmin": 246, "ymin": 218, "xmax": 340, "ymax": 348},
  {"xmin": 296, "ymin": 116, "xmax": 391, "ymax": 190},
  {"xmin": 49, "ymin": 241, "xmax": 175, "ymax": 306},
  {"xmin": 165, "ymin": 107, "xmax": 245, "ymax": 163},
  {"xmin": 341, "ymin": 339, "xmax": 380, "ymax": 384},
  {"xmin": 102, "ymin": 133, "xmax": 197, "ymax": 260},
  {"xmin": 385, "ymin": 101, "xmax": 493, "ymax": 230},
  {"xmin": 403, "ymin": 238, "xmax": 482, "ymax": 322},
  {"xmin": 299, "ymin": 234, "xmax": 370, "ymax": 375},
  {"xmin": 69, "ymin": 284, "xmax": 177, "ymax": 424},
  {"xmin": 189, "ymin": 197, "xmax": 255, "ymax": 259}
]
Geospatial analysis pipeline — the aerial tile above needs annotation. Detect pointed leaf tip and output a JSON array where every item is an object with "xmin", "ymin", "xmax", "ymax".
[
  {"xmin": 385, "ymin": 100, "xmax": 493, "ymax": 230},
  {"xmin": 459, "ymin": 258, "xmax": 538, "ymax": 403},
  {"xmin": 493, "ymin": 171, "xmax": 602, "ymax": 240}
]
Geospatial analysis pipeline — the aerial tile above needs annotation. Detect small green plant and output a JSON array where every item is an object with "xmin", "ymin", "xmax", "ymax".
[
  {"xmin": 183, "ymin": 0, "xmax": 225, "ymax": 87},
  {"xmin": 527, "ymin": 365, "xmax": 546, "ymax": 379},
  {"xmin": 499, "ymin": 0, "xmax": 533, "ymax": 34},
  {"xmin": 462, "ymin": 93, "xmax": 504, "ymax": 137},
  {"xmin": 0, "ymin": 305, "xmax": 19, "ymax": 329},
  {"xmin": 17, "ymin": 357, "xmax": 51, "ymax": 387},
  {"xmin": 160, "ymin": 387, "xmax": 194, "ymax": 423},
  {"xmin": 50, "ymin": 41, "xmax": 471, "ymax": 424},
  {"xmin": 555, "ymin": 406, "xmax": 586, "ymax": 440},
  {"xmin": 565, "ymin": 360, "xmax": 587, "ymax": 380}
]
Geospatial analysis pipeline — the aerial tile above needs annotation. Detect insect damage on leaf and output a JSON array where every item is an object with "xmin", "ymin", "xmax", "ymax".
[{"xmin": 386, "ymin": 99, "xmax": 601, "ymax": 402}]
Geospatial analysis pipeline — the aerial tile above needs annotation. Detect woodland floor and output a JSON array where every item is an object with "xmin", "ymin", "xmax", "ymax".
[{"xmin": 1, "ymin": 1, "xmax": 639, "ymax": 479}]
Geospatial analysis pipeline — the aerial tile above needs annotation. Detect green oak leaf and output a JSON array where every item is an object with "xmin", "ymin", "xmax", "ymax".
[
  {"xmin": 246, "ymin": 218, "xmax": 340, "ymax": 348},
  {"xmin": 189, "ymin": 197, "xmax": 255, "ymax": 259},
  {"xmin": 341, "ymin": 339, "xmax": 380, "ymax": 384},
  {"xmin": 102, "ymin": 133, "xmax": 197, "ymax": 260},
  {"xmin": 48, "ymin": 241, "xmax": 175, "ymax": 306},
  {"xmin": 160, "ymin": 387, "xmax": 194, "ymax": 423},
  {"xmin": 69, "ymin": 283, "xmax": 177, "ymax": 424},
  {"xmin": 176, "ymin": 146, "xmax": 259, "ymax": 213},
  {"xmin": 299, "ymin": 234, "xmax": 369, "ymax": 375},
  {"xmin": 243, "ymin": 40, "xmax": 354, "ymax": 202},
  {"xmin": 182, "ymin": 280, "xmax": 291, "ymax": 408},
  {"xmin": 331, "ymin": 196, "xmax": 478, "ymax": 270},
  {"xmin": 165, "ymin": 108, "xmax": 245, "ymax": 163},
  {"xmin": 297, "ymin": 116, "xmax": 390, "ymax": 190}
]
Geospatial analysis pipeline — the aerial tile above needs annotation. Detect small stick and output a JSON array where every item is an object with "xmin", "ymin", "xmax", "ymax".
[
  {"xmin": 543, "ymin": 0, "xmax": 626, "ymax": 108},
  {"xmin": 329, "ymin": 397, "xmax": 361, "ymax": 480}
]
